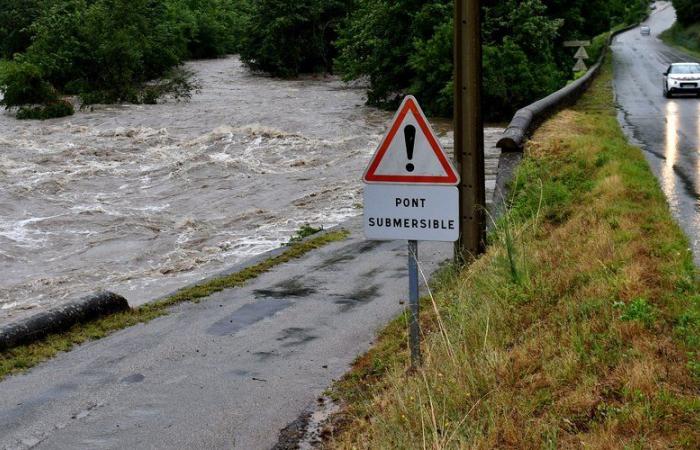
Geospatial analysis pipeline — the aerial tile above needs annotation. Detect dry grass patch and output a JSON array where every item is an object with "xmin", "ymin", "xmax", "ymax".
[{"xmin": 324, "ymin": 60, "xmax": 699, "ymax": 449}]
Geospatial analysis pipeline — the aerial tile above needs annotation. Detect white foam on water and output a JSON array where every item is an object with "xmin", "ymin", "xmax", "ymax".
[{"xmin": 0, "ymin": 56, "xmax": 502, "ymax": 319}]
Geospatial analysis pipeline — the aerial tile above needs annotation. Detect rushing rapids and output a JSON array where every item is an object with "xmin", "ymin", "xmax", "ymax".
[{"xmin": 0, "ymin": 56, "xmax": 500, "ymax": 323}]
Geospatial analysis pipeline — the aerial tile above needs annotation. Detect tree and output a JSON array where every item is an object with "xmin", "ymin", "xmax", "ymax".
[
  {"xmin": 0, "ymin": 0, "xmax": 42, "ymax": 59},
  {"xmin": 672, "ymin": 0, "xmax": 700, "ymax": 26},
  {"xmin": 336, "ymin": 0, "xmax": 564, "ymax": 120},
  {"xmin": 239, "ymin": 0, "xmax": 352, "ymax": 77}
]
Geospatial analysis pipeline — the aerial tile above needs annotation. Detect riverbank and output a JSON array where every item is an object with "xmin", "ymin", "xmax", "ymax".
[
  {"xmin": 660, "ymin": 22, "xmax": 700, "ymax": 59},
  {"xmin": 0, "ymin": 228, "xmax": 348, "ymax": 380},
  {"xmin": 0, "ymin": 55, "xmax": 503, "ymax": 325},
  {"xmin": 0, "ymin": 218, "xmax": 457, "ymax": 448},
  {"xmin": 323, "ymin": 60, "xmax": 700, "ymax": 448}
]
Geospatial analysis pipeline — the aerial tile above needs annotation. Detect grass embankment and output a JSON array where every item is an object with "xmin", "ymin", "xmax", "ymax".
[
  {"xmin": 660, "ymin": 23, "xmax": 700, "ymax": 59},
  {"xmin": 0, "ymin": 229, "xmax": 348, "ymax": 381},
  {"xmin": 326, "ymin": 60, "xmax": 700, "ymax": 448}
]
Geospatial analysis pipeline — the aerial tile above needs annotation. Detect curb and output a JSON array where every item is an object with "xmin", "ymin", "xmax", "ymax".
[{"xmin": 0, "ymin": 292, "xmax": 129, "ymax": 351}]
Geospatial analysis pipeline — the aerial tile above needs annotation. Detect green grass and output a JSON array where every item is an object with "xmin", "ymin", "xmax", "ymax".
[
  {"xmin": 325, "ymin": 59, "xmax": 700, "ymax": 448},
  {"xmin": 660, "ymin": 22, "xmax": 700, "ymax": 59},
  {"xmin": 0, "ymin": 229, "xmax": 349, "ymax": 381},
  {"xmin": 287, "ymin": 223, "xmax": 324, "ymax": 244}
]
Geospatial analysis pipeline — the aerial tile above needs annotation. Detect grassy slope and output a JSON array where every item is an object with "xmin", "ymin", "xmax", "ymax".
[
  {"xmin": 660, "ymin": 22, "xmax": 700, "ymax": 59},
  {"xmin": 0, "ymin": 229, "xmax": 349, "ymax": 381},
  {"xmin": 325, "ymin": 61, "xmax": 700, "ymax": 448}
]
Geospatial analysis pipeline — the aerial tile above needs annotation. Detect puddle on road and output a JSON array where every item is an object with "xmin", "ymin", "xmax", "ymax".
[
  {"xmin": 253, "ymin": 278, "xmax": 317, "ymax": 299},
  {"xmin": 276, "ymin": 327, "xmax": 318, "ymax": 347},
  {"xmin": 207, "ymin": 298, "xmax": 292, "ymax": 336},
  {"xmin": 333, "ymin": 285, "xmax": 380, "ymax": 312}
]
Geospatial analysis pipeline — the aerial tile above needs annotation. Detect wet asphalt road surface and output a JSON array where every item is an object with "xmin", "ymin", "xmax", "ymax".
[
  {"xmin": 0, "ymin": 219, "xmax": 453, "ymax": 449},
  {"xmin": 613, "ymin": 1, "xmax": 700, "ymax": 263}
]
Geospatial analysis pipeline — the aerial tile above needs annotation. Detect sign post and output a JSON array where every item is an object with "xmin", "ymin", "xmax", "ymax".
[
  {"xmin": 407, "ymin": 240, "xmax": 420, "ymax": 365},
  {"xmin": 363, "ymin": 96, "xmax": 460, "ymax": 368}
]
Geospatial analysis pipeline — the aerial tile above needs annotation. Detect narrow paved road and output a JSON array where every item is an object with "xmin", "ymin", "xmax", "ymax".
[
  {"xmin": 0, "ymin": 220, "xmax": 452, "ymax": 449},
  {"xmin": 0, "ymin": 128, "xmax": 500, "ymax": 448},
  {"xmin": 612, "ymin": 1, "xmax": 700, "ymax": 263}
]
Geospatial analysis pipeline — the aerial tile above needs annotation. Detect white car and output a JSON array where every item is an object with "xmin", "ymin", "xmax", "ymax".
[
  {"xmin": 663, "ymin": 63, "xmax": 700, "ymax": 98},
  {"xmin": 641, "ymin": 26, "xmax": 651, "ymax": 36}
]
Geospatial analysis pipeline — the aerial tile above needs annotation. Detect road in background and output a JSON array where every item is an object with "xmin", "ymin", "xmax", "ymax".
[{"xmin": 612, "ymin": 1, "xmax": 700, "ymax": 263}]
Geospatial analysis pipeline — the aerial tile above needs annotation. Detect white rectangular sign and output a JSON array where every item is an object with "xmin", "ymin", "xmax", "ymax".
[
  {"xmin": 564, "ymin": 40, "xmax": 590, "ymax": 47},
  {"xmin": 363, "ymin": 184, "xmax": 459, "ymax": 242}
]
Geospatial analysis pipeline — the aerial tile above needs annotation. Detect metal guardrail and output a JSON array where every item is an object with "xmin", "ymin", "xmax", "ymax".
[
  {"xmin": 490, "ymin": 22, "xmax": 642, "ymax": 221},
  {"xmin": 496, "ymin": 23, "xmax": 641, "ymax": 151}
]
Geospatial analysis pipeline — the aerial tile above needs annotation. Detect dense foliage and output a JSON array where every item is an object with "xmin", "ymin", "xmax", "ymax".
[
  {"xmin": 0, "ymin": 0, "xmax": 651, "ymax": 120},
  {"xmin": 239, "ymin": 0, "xmax": 352, "ymax": 77},
  {"xmin": 0, "ymin": 0, "xmax": 246, "ymax": 116},
  {"xmin": 335, "ymin": 0, "xmax": 649, "ymax": 119},
  {"xmin": 672, "ymin": 0, "xmax": 700, "ymax": 27},
  {"xmin": 0, "ymin": 0, "xmax": 42, "ymax": 59}
]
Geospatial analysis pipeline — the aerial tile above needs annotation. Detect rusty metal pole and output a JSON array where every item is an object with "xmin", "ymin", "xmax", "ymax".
[{"xmin": 454, "ymin": 0, "xmax": 486, "ymax": 264}]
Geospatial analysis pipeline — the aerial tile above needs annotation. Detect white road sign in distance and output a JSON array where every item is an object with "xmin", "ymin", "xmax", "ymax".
[{"xmin": 364, "ymin": 184, "xmax": 459, "ymax": 242}]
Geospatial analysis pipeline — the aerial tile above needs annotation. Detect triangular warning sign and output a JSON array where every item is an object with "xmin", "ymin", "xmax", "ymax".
[
  {"xmin": 363, "ymin": 96, "xmax": 459, "ymax": 185},
  {"xmin": 574, "ymin": 46, "xmax": 589, "ymax": 60},
  {"xmin": 573, "ymin": 58, "xmax": 588, "ymax": 72}
]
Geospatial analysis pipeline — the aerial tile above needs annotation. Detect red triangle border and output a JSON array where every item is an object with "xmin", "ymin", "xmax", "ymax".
[{"xmin": 363, "ymin": 97, "xmax": 458, "ymax": 185}]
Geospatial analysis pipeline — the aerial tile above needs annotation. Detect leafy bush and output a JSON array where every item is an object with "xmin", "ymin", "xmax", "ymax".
[
  {"xmin": 661, "ymin": 22, "xmax": 700, "ymax": 57},
  {"xmin": 239, "ymin": 0, "xmax": 351, "ymax": 77},
  {"xmin": 0, "ymin": 59, "xmax": 56, "ymax": 107},
  {"xmin": 617, "ymin": 298, "xmax": 656, "ymax": 327},
  {"xmin": 187, "ymin": 0, "xmax": 246, "ymax": 58},
  {"xmin": 336, "ymin": 0, "xmax": 565, "ymax": 119},
  {"xmin": 287, "ymin": 224, "xmax": 323, "ymax": 244},
  {"xmin": 16, "ymin": 100, "xmax": 74, "ymax": 120}
]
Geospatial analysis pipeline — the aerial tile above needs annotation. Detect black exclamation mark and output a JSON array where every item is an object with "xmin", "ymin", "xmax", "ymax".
[{"xmin": 404, "ymin": 125, "xmax": 416, "ymax": 172}]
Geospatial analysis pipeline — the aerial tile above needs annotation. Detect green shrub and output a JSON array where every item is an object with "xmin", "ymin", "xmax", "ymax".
[
  {"xmin": 618, "ymin": 298, "xmax": 656, "ymax": 327},
  {"xmin": 0, "ymin": 59, "xmax": 56, "ymax": 107},
  {"xmin": 336, "ymin": 0, "xmax": 565, "ymax": 119},
  {"xmin": 287, "ymin": 224, "xmax": 323, "ymax": 244},
  {"xmin": 0, "ymin": 0, "xmax": 42, "ymax": 59},
  {"xmin": 661, "ymin": 22, "xmax": 700, "ymax": 56},
  {"xmin": 16, "ymin": 100, "xmax": 74, "ymax": 120}
]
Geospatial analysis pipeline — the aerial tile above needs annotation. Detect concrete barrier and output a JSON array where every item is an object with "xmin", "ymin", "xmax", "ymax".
[{"xmin": 0, "ymin": 292, "xmax": 129, "ymax": 351}]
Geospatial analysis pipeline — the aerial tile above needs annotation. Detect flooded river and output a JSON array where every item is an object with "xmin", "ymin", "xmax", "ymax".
[{"xmin": 0, "ymin": 56, "xmax": 501, "ymax": 323}]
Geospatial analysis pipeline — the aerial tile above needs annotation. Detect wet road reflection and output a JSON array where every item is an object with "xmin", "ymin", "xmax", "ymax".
[
  {"xmin": 613, "ymin": 1, "xmax": 700, "ymax": 263},
  {"xmin": 662, "ymin": 101, "xmax": 678, "ymax": 202}
]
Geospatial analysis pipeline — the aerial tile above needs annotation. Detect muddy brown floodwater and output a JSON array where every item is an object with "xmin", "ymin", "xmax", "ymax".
[{"xmin": 0, "ymin": 56, "xmax": 501, "ymax": 324}]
